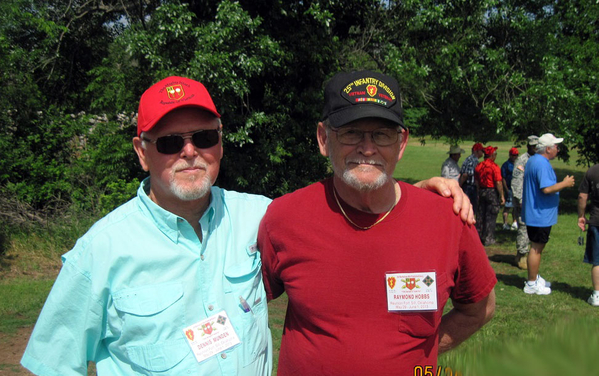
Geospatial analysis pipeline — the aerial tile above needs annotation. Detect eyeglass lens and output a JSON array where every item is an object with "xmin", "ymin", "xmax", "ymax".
[
  {"xmin": 336, "ymin": 128, "xmax": 399, "ymax": 146},
  {"xmin": 155, "ymin": 130, "xmax": 220, "ymax": 154}
]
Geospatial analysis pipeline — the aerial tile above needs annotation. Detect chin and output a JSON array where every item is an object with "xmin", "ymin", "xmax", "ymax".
[
  {"xmin": 342, "ymin": 171, "xmax": 389, "ymax": 191},
  {"xmin": 170, "ymin": 176, "xmax": 213, "ymax": 201}
]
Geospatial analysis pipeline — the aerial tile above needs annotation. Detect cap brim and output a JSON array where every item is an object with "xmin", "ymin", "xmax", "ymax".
[
  {"xmin": 327, "ymin": 105, "xmax": 405, "ymax": 129},
  {"xmin": 139, "ymin": 104, "xmax": 220, "ymax": 135}
]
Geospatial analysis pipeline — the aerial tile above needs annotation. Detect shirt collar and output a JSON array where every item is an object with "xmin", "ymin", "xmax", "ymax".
[{"xmin": 137, "ymin": 177, "xmax": 216, "ymax": 243}]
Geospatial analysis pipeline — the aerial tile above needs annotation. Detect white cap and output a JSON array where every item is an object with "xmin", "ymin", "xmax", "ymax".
[{"xmin": 537, "ymin": 133, "xmax": 563, "ymax": 148}]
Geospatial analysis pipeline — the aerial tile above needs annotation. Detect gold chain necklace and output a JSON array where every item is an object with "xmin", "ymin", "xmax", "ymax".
[{"xmin": 332, "ymin": 187, "xmax": 396, "ymax": 230}]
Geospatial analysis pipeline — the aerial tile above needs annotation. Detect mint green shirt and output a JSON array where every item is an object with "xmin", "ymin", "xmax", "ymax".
[{"xmin": 21, "ymin": 179, "xmax": 273, "ymax": 375}]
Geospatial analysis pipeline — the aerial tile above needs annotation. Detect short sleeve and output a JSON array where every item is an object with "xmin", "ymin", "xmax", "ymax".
[
  {"xmin": 21, "ymin": 259, "xmax": 104, "ymax": 376},
  {"xmin": 451, "ymin": 225, "xmax": 497, "ymax": 304},
  {"xmin": 579, "ymin": 170, "xmax": 590, "ymax": 194},
  {"xmin": 258, "ymin": 216, "xmax": 285, "ymax": 301}
]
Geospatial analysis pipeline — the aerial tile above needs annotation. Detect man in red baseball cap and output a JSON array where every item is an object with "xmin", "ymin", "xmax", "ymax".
[
  {"xmin": 475, "ymin": 145, "xmax": 505, "ymax": 245},
  {"xmin": 22, "ymin": 75, "xmax": 476, "ymax": 375},
  {"xmin": 501, "ymin": 147, "xmax": 520, "ymax": 231}
]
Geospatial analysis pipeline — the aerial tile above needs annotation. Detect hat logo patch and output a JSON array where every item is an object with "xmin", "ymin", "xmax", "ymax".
[
  {"xmin": 166, "ymin": 84, "xmax": 184, "ymax": 100},
  {"xmin": 341, "ymin": 76, "xmax": 396, "ymax": 108},
  {"xmin": 367, "ymin": 85, "xmax": 377, "ymax": 97}
]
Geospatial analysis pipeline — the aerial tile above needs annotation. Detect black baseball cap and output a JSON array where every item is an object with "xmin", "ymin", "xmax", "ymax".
[{"xmin": 321, "ymin": 70, "xmax": 405, "ymax": 129}]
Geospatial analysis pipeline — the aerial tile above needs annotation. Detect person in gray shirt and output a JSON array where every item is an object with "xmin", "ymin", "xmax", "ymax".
[{"xmin": 511, "ymin": 135, "xmax": 538, "ymax": 269}]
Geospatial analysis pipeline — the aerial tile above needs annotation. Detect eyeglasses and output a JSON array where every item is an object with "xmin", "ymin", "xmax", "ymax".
[
  {"xmin": 142, "ymin": 129, "xmax": 221, "ymax": 154},
  {"xmin": 330, "ymin": 127, "xmax": 401, "ymax": 146}
]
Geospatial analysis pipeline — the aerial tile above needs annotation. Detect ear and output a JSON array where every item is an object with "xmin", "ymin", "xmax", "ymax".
[
  {"xmin": 132, "ymin": 136, "xmax": 150, "ymax": 172},
  {"xmin": 396, "ymin": 128, "xmax": 409, "ymax": 161},
  {"xmin": 317, "ymin": 122, "xmax": 329, "ymax": 157},
  {"xmin": 219, "ymin": 124, "xmax": 224, "ymax": 161}
]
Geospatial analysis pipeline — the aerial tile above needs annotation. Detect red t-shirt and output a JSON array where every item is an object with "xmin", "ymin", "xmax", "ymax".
[
  {"xmin": 258, "ymin": 179, "xmax": 496, "ymax": 376},
  {"xmin": 475, "ymin": 159, "xmax": 502, "ymax": 188}
]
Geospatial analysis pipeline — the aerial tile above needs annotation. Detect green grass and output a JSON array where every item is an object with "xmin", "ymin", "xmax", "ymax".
[
  {"xmin": 0, "ymin": 278, "xmax": 54, "ymax": 334},
  {"xmin": 1, "ymin": 137, "xmax": 596, "ymax": 375},
  {"xmin": 398, "ymin": 138, "xmax": 598, "ymax": 375}
]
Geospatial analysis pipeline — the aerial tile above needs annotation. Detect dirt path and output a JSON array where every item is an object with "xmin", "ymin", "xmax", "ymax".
[{"xmin": 0, "ymin": 327, "xmax": 32, "ymax": 375}]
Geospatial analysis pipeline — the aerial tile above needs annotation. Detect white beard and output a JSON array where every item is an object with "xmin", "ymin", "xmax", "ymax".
[
  {"xmin": 331, "ymin": 157, "xmax": 390, "ymax": 191},
  {"xmin": 169, "ymin": 161, "xmax": 213, "ymax": 201}
]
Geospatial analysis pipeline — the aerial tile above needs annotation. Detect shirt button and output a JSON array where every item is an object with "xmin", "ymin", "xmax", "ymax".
[
  {"xmin": 208, "ymin": 305, "xmax": 214, "ymax": 311},
  {"xmin": 221, "ymin": 353, "xmax": 227, "ymax": 359}
]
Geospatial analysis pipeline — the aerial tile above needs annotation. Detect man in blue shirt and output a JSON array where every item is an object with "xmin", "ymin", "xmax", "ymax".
[
  {"xmin": 20, "ymin": 76, "xmax": 473, "ymax": 375},
  {"xmin": 522, "ymin": 133, "xmax": 575, "ymax": 295}
]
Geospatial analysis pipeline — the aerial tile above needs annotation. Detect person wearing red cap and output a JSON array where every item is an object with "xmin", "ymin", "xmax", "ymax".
[
  {"xmin": 259, "ymin": 70, "xmax": 495, "ymax": 376},
  {"xmin": 460, "ymin": 142, "xmax": 485, "ymax": 215},
  {"xmin": 21, "ymin": 75, "xmax": 476, "ymax": 376},
  {"xmin": 475, "ymin": 146, "xmax": 505, "ymax": 245},
  {"xmin": 501, "ymin": 147, "xmax": 520, "ymax": 231},
  {"xmin": 22, "ymin": 76, "xmax": 275, "ymax": 376}
]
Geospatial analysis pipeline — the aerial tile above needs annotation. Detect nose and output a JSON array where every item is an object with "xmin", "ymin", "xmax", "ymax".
[
  {"xmin": 357, "ymin": 132, "xmax": 377, "ymax": 155},
  {"xmin": 180, "ymin": 138, "xmax": 197, "ymax": 158}
]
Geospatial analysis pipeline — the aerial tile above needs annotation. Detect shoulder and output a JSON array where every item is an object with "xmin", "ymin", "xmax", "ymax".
[
  {"xmin": 265, "ymin": 181, "xmax": 325, "ymax": 217},
  {"xmin": 400, "ymin": 181, "xmax": 456, "ymax": 214},
  {"xmin": 82, "ymin": 198, "xmax": 141, "ymax": 239},
  {"xmin": 64, "ymin": 197, "xmax": 142, "ymax": 263},
  {"xmin": 214, "ymin": 186, "xmax": 272, "ymax": 207},
  {"xmin": 588, "ymin": 164, "xmax": 599, "ymax": 177},
  {"xmin": 212, "ymin": 187, "xmax": 272, "ymax": 224}
]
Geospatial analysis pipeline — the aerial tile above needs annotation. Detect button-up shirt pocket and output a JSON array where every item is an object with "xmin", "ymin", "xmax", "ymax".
[
  {"xmin": 113, "ymin": 282, "xmax": 191, "ymax": 372},
  {"xmin": 224, "ymin": 250, "xmax": 269, "ymax": 367}
]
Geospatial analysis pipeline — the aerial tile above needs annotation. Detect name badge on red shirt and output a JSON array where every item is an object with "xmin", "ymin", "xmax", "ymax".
[{"xmin": 385, "ymin": 272, "xmax": 438, "ymax": 312}]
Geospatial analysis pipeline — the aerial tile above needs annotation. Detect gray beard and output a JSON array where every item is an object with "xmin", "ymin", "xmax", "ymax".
[
  {"xmin": 169, "ymin": 167, "xmax": 213, "ymax": 201},
  {"xmin": 331, "ymin": 159, "xmax": 390, "ymax": 191}
]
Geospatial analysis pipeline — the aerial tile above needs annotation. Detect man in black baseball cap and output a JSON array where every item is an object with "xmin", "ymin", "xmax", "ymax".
[
  {"xmin": 258, "ymin": 70, "xmax": 496, "ymax": 375},
  {"xmin": 321, "ymin": 70, "xmax": 405, "ymax": 129}
]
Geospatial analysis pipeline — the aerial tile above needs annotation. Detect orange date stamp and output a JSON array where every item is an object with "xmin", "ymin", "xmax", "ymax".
[{"xmin": 413, "ymin": 365, "xmax": 462, "ymax": 376}]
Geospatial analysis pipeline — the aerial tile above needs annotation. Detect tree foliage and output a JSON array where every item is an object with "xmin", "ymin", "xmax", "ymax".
[{"xmin": 1, "ymin": 0, "xmax": 598, "ymax": 219}]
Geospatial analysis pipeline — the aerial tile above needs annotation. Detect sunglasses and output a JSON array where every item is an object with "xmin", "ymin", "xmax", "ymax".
[{"xmin": 142, "ymin": 129, "xmax": 221, "ymax": 154}]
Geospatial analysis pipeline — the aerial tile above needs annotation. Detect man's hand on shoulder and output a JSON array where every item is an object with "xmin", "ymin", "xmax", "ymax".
[{"xmin": 414, "ymin": 177, "xmax": 475, "ymax": 225}]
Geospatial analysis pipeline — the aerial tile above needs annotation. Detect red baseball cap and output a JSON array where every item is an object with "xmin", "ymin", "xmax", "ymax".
[
  {"xmin": 509, "ymin": 147, "xmax": 519, "ymax": 156},
  {"xmin": 483, "ymin": 146, "xmax": 498, "ymax": 156},
  {"xmin": 137, "ymin": 76, "xmax": 220, "ymax": 136},
  {"xmin": 472, "ymin": 142, "xmax": 484, "ymax": 152}
]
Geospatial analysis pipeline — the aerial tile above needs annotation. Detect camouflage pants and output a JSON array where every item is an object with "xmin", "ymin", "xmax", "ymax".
[
  {"xmin": 513, "ymin": 197, "xmax": 530, "ymax": 254},
  {"xmin": 476, "ymin": 188, "xmax": 500, "ymax": 245}
]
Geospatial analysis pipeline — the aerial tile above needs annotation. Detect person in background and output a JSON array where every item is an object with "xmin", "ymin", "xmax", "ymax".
[
  {"xmin": 511, "ymin": 135, "xmax": 539, "ymax": 269},
  {"xmin": 501, "ymin": 147, "xmax": 519, "ymax": 230},
  {"xmin": 522, "ymin": 133, "xmax": 575, "ymax": 295},
  {"xmin": 577, "ymin": 163, "xmax": 599, "ymax": 306},
  {"xmin": 475, "ymin": 146, "xmax": 505, "ymax": 246},
  {"xmin": 460, "ymin": 142, "xmax": 485, "ymax": 216},
  {"xmin": 20, "ymin": 76, "xmax": 474, "ymax": 376},
  {"xmin": 441, "ymin": 145, "xmax": 465, "ymax": 181},
  {"xmin": 258, "ymin": 70, "xmax": 496, "ymax": 376}
]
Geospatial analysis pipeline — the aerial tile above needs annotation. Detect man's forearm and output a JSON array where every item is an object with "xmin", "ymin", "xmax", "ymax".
[
  {"xmin": 438, "ymin": 290, "xmax": 495, "ymax": 353},
  {"xmin": 578, "ymin": 193, "xmax": 589, "ymax": 218},
  {"xmin": 495, "ymin": 182, "xmax": 504, "ymax": 200},
  {"xmin": 542, "ymin": 182, "xmax": 567, "ymax": 194}
]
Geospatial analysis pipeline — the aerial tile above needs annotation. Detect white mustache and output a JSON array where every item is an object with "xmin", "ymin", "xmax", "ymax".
[
  {"xmin": 347, "ymin": 159, "xmax": 383, "ymax": 166},
  {"xmin": 173, "ymin": 160, "xmax": 208, "ymax": 172}
]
